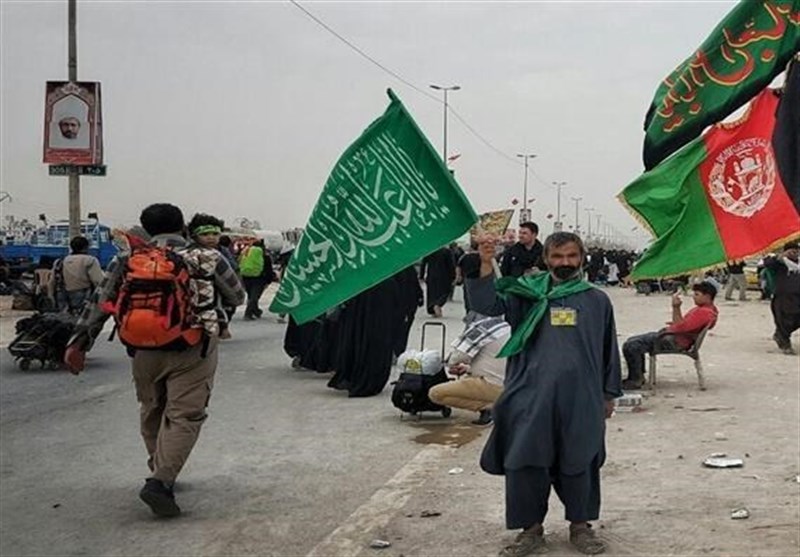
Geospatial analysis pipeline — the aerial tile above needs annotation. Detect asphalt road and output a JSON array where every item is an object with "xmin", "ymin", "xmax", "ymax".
[{"xmin": 0, "ymin": 302, "xmax": 466, "ymax": 557}]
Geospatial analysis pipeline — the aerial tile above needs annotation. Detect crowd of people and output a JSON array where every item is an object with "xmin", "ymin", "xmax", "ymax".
[{"xmin": 14, "ymin": 205, "xmax": 792, "ymax": 556}]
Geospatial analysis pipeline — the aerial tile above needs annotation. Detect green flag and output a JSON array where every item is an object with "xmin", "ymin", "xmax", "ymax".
[
  {"xmin": 270, "ymin": 89, "xmax": 478, "ymax": 324},
  {"xmin": 623, "ymin": 88, "xmax": 800, "ymax": 279},
  {"xmin": 643, "ymin": 0, "xmax": 800, "ymax": 170}
]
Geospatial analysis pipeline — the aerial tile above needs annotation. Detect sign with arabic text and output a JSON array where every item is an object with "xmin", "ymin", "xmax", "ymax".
[
  {"xmin": 643, "ymin": 0, "xmax": 800, "ymax": 169},
  {"xmin": 269, "ymin": 89, "xmax": 478, "ymax": 323}
]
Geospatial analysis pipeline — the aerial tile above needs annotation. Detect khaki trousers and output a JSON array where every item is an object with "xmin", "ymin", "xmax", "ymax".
[
  {"xmin": 724, "ymin": 273, "xmax": 748, "ymax": 301},
  {"xmin": 132, "ymin": 339, "xmax": 218, "ymax": 484},
  {"xmin": 429, "ymin": 376, "xmax": 502, "ymax": 412}
]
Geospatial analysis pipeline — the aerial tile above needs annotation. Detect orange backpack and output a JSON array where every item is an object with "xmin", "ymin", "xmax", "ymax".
[{"xmin": 105, "ymin": 246, "xmax": 202, "ymax": 350}]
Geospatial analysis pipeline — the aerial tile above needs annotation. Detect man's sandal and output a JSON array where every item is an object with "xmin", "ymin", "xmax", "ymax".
[
  {"xmin": 569, "ymin": 524, "xmax": 606, "ymax": 555},
  {"xmin": 499, "ymin": 527, "xmax": 546, "ymax": 557}
]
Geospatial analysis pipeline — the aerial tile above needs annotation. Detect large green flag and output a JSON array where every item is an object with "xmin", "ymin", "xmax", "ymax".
[
  {"xmin": 643, "ymin": 0, "xmax": 800, "ymax": 170},
  {"xmin": 270, "ymin": 89, "xmax": 478, "ymax": 323}
]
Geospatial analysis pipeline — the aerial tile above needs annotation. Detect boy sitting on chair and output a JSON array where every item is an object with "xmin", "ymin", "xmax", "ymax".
[{"xmin": 622, "ymin": 280, "xmax": 719, "ymax": 390}]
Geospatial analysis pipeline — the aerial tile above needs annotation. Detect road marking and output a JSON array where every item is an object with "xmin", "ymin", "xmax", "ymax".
[{"xmin": 307, "ymin": 444, "xmax": 452, "ymax": 557}]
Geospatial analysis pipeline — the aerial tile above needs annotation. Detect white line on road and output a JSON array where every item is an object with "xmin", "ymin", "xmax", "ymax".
[{"xmin": 307, "ymin": 443, "xmax": 453, "ymax": 557}]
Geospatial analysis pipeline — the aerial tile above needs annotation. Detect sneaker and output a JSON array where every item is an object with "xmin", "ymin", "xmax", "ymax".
[
  {"xmin": 472, "ymin": 409, "xmax": 493, "ymax": 426},
  {"xmin": 219, "ymin": 328, "xmax": 232, "ymax": 340},
  {"xmin": 781, "ymin": 346, "xmax": 798, "ymax": 355},
  {"xmin": 139, "ymin": 478, "xmax": 181, "ymax": 518}
]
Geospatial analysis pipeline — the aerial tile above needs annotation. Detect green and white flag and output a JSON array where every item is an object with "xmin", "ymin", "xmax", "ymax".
[{"xmin": 270, "ymin": 89, "xmax": 478, "ymax": 323}]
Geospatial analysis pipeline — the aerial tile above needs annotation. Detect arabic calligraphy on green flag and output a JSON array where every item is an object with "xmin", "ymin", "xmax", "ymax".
[
  {"xmin": 643, "ymin": 0, "xmax": 800, "ymax": 170},
  {"xmin": 269, "ymin": 89, "xmax": 478, "ymax": 324}
]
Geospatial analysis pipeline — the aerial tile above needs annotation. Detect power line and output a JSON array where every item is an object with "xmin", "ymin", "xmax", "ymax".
[
  {"xmin": 289, "ymin": 0, "xmax": 523, "ymax": 168},
  {"xmin": 289, "ymin": 0, "xmax": 439, "ymax": 103},
  {"xmin": 447, "ymin": 106, "xmax": 520, "ymax": 166}
]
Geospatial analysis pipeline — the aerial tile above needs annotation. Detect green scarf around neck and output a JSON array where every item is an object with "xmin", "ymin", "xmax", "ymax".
[{"xmin": 496, "ymin": 272, "xmax": 594, "ymax": 357}]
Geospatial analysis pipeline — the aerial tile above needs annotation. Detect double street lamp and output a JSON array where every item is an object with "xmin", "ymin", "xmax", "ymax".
[{"xmin": 429, "ymin": 84, "xmax": 461, "ymax": 163}]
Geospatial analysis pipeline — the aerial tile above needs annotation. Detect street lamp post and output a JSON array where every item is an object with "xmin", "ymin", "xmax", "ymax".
[
  {"xmin": 585, "ymin": 207, "xmax": 594, "ymax": 238},
  {"xmin": 516, "ymin": 153, "xmax": 536, "ymax": 220},
  {"xmin": 429, "ymin": 84, "xmax": 461, "ymax": 162},
  {"xmin": 571, "ymin": 196, "xmax": 582, "ymax": 235},
  {"xmin": 552, "ymin": 181, "xmax": 567, "ymax": 232}
]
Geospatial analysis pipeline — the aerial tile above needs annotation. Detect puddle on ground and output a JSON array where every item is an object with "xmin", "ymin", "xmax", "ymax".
[{"xmin": 410, "ymin": 422, "xmax": 486, "ymax": 448}]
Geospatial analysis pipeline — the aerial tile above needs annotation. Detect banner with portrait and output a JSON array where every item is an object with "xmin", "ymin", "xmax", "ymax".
[{"xmin": 43, "ymin": 81, "xmax": 103, "ymax": 165}]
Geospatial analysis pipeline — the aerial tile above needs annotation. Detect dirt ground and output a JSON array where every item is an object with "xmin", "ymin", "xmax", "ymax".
[{"xmin": 340, "ymin": 286, "xmax": 800, "ymax": 557}]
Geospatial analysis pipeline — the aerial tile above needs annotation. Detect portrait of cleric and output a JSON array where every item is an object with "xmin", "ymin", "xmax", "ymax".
[{"xmin": 49, "ymin": 95, "xmax": 90, "ymax": 149}]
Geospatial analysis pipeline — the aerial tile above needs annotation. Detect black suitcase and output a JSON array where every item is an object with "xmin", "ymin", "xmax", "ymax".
[{"xmin": 391, "ymin": 322, "xmax": 452, "ymax": 418}]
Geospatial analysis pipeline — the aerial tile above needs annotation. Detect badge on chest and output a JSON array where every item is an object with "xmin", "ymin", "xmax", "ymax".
[{"xmin": 550, "ymin": 307, "xmax": 577, "ymax": 327}]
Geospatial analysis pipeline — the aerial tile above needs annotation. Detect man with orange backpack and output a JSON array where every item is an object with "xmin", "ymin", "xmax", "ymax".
[{"xmin": 64, "ymin": 203, "xmax": 245, "ymax": 518}]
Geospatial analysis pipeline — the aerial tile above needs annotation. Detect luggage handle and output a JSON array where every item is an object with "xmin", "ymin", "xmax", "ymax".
[{"xmin": 421, "ymin": 321, "xmax": 446, "ymax": 358}]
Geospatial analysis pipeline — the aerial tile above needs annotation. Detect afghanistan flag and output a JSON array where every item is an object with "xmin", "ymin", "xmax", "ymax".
[
  {"xmin": 643, "ymin": 0, "xmax": 800, "ymax": 170},
  {"xmin": 269, "ymin": 89, "xmax": 478, "ymax": 324},
  {"xmin": 621, "ymin": 75, "xmax": 800, "ymax": 280}
]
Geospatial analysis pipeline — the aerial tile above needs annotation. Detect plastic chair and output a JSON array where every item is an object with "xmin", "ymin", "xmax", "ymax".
[{"xmin": 647, "ymin": 326, "xmax": 711, "ymax": 391}]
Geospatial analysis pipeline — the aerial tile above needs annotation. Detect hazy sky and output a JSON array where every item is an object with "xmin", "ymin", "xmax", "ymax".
[{"xmin": 1, "ymin": 0, "xmax": 738, "ymax": 242}]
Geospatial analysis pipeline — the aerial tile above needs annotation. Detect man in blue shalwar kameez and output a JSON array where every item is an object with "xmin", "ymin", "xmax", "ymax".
[{"xmin": 466, "ymin": 232, "xmax": 622, "ymax": 556}]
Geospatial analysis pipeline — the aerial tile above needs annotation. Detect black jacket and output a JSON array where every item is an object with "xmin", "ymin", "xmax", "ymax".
[{"xmin": 500, "ymin": 241, "xmax": 544, "ymax": 278}]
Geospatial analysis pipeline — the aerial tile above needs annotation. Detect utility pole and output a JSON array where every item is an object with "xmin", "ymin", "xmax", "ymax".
[
  {"xmin": 67, "ymin": 0, "xmax": 81, "ymax": 239},
  {"xmin": 571, "ymin": 196, "xmax": 582, "ymax": 235}
]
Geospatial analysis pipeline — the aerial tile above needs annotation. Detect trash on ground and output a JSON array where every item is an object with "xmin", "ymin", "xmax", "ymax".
[
  {"xmin": 703, "ymin": 454, "xmax": 744, "ymax": 468},
  {"xmin": 370, "ymin": 540, "xmax": 392, "ymax": 549},
  {"xmin": 420, "ymin": 510, "xmax": 442, "ymax": 518},
  {"xmin": 447, "ymin": 467, "xmax": 464, "ymax": 475},
  {"xmin": 689, "ymin": 406, "xmax": 734, "ymax": 412},
  {"xmin": 615, "ymin": 394, "xmax": 642, "ymax": 408},
  {"xmin": 714, "ymin": 432, "xmax": 728, "ymax": 441},
  {"xmin": 742, "ymin": 474, "xmax": 761, "ymax": 480},
  {"xmin": 731, "ymin": 508, "xmax": 750, "ymax": 520}
]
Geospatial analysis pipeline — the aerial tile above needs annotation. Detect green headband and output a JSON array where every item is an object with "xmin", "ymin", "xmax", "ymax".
[{"xmin": 193, "ymin": 225, "xmax": 222, "ymax": 236}]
